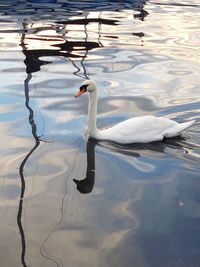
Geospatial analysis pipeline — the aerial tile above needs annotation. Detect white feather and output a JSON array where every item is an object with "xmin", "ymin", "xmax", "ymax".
[{"xmin": 77, "ymin": 80, "xmax": 195, "ymax": 144}]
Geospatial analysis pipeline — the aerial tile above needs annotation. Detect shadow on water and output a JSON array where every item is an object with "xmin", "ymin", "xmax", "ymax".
[{"xmin": 73, "ymin": 136, "xmax": 193, "ymax": 194}]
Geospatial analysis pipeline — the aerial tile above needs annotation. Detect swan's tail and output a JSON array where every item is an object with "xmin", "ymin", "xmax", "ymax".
[{"xmin": 164, "ymin": 120, "xmax": 196, "ymax": 138}]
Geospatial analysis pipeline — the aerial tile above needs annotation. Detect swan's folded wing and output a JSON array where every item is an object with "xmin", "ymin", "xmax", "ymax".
[
  {"xmin": 99, "ymin": 116, "xmax": 194, "ymax": 144},
  {"xmin": 163, "ymin": 120, "xmax": 195, "ymax": 138},
  {"xmin": 100, "ymin": 116, "xmax": 179, "ymax": 143}
]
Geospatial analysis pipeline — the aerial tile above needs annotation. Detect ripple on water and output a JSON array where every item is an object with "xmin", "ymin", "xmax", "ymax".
[{"xmin": 0, "ymin": 1, "xmax": 200, "ymax": 267}]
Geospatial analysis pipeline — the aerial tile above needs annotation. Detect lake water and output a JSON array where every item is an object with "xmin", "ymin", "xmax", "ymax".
[{"xmin": 0, "ymin": 1, "xmax": 200, "ymax": 266}]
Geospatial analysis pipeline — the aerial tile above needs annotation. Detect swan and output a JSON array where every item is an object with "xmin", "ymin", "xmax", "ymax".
[{"xmin": 75, "ymin": 80, "xmax": 195, "ymax": 144}]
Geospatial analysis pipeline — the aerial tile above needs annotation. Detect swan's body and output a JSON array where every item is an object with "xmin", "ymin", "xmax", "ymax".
[{"xmin": 76, "ymin": 80, "xmax": 195, "ymax": 144}]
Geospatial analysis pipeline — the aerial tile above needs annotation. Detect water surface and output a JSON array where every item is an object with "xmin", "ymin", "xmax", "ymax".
[{"xmin": 0, "ymin": 1, "xmax": 200, "ymax": 267}]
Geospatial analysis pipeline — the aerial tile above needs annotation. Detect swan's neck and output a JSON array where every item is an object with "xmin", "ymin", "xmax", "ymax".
[{"xmin": 87, "ymin": 90, "xmax": 99, "ymax": 136}]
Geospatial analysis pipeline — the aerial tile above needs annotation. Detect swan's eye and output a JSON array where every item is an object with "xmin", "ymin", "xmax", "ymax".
[
  {"xmin": 80, "ymin": 84, "xmax": 88, "ymax": 92},
  {"xmin": 75, "ymin": 84, "xmax": 89, "ymax": 97}
]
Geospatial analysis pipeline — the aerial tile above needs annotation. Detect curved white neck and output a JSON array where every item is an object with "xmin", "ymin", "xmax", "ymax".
[{"xmin": 87, "ymin": 90, "xmax": 99, "ymax": 136}]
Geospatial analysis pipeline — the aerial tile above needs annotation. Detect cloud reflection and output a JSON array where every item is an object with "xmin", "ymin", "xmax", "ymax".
[{"xmin": 0, "ymin": 1, "xmax": 199, "ymax": 267}]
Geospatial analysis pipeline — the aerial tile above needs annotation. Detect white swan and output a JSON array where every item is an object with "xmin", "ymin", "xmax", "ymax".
[{"xmin": 75, "ymin": 80, "xmax": 195, "ymax": 144}]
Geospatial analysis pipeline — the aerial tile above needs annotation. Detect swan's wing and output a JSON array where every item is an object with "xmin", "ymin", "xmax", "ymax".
[
  {"xmin": 163, "ymin": 120, "xmax": 195, "ymax": 138},
  {"xmin": 100, "ymin": 116, "xmax": 179, "ymax": 143}
]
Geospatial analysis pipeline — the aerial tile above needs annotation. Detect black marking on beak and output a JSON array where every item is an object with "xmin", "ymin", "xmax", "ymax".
[{"xmin": 75, "ymin": 84, "xmax": 89, "ymax": 98}]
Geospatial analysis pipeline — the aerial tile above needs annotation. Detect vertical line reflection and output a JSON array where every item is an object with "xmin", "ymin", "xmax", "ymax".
[
  {"xmin": 80, "ymin": 13, "xmax": 89, "ymax": 79},
  {"xmin": 17, "ymin": 73, "xmax": 41, "ymax": 267},
  {"xmin": 17, "ymin": 21, "xmax": 41, "ymax": 267}
]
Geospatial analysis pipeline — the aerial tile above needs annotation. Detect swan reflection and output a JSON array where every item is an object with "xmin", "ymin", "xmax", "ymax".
[
  {"xmin": 73, "ymin": 139, "xmax": 97, "ymax": 194},
  {"xmin": 73, "ymin": 136, "xmax": 191, "ymax": 194}
]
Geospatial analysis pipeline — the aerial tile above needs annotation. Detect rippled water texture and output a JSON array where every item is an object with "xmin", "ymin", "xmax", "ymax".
[{"xmin": 0, "ymin": 1, "xmax": 200, "ymax": 267}]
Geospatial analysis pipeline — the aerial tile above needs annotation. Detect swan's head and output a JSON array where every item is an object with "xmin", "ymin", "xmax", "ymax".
[{"xmin": 75, "ymin": 80, "xmax": 96, "ymax": 97}]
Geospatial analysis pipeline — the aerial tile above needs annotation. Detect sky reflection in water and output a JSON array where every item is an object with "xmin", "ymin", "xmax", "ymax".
[{"xmin": 0, "ymin": 1, "xmax": 200, "ymax": 267}]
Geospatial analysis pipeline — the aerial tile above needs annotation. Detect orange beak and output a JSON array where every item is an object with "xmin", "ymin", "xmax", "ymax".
[{"xmin": 75, "ymin": 89, "xmax": 85, "ymax": 97}]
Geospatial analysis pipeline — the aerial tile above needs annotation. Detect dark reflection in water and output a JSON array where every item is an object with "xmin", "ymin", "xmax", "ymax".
[
  {"xmin": 18, "ymin": 16, "xmax": 119, "ymax": 75},
  {"xmin": 0, "ymin": 1, "xmax": 148, "ymax": 76},
  {"xmin": 17, "ymin": 72, "xmax": 41, "ymax": 267},
  {"xmin": 17, "ymin": 73, "xmax": 32, "ymax": 267},
  {"xmin": 56, "ymin": 18, "xmax": 118, "ymax": 25},
  {"xmin": 21, "ymin": 21, "xmax": 101, "ymax": 74},
  {"xmin": 0, "ymin": 0, "xmax": 148, "ymax": 20},
  {"xmin": 73, "ymin": 139, "xmax": 96, "ymax": 194},
  {"xmin": 17, "ymin": 22, "xmax": 42, "ymax": 267},
  {"xmin": 15, "ymin": 3, "xmax": 143, "ymax": 266},
  {"xmin": 73, "ymin": 136, "xmax": 192, "ymax": 194},
  {"xmin": 0, "ymin": 1, "xmax": 200, "ymax": 267}
]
